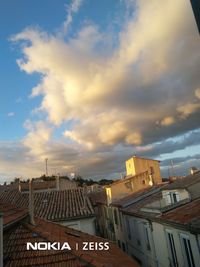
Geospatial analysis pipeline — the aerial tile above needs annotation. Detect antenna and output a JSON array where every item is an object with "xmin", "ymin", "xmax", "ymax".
[
  {"xmin": 45, "ymin": 158, "xmax": 48, "ymax": 177},
  {"xmin": 170, "ymin": 160, "xmax": 174, "ymax": 177}
]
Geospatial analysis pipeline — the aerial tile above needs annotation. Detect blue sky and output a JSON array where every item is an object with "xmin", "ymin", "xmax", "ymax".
[{"xmin": 0, "ymin": 0, "xmax": 200, "ymax": 182}]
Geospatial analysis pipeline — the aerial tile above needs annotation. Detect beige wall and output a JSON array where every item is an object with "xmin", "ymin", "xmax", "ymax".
[
  {"xmin": 152, "ymin": 221, "xmax": 200, "ymax": 267},
  {"xmin": 107, "ymin": 171, "xmax": 151, "ymax": 202},
  {"xmin": 59, "ymin": 178, "xmax": 77, "ymax": 190},
  {"xmin": 60, "ymin": 217, "xmax": 96, "ymax": 235},
  {"xmin": 126, "ymin": 157, "xmax": 162, "ymax": 184},
  {"xmin": 122, "ymin": 215, "xmax": 200, "ymax": 267}
]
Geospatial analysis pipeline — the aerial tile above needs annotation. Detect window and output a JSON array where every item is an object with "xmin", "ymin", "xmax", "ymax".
[
  {"xmin": 126, "ymin": 218, "xmax": 131, "ymax": 240},
  {"xmin": 117, "ymin": 240, "xmax": 121, "ymax": 248},
  {"xmin": 113, "ymin": 209, "xmax": 118, "ymax": 225},
  {"xmin": 150, "ymin": 166, "xmax": 154, "ymax": 175},
  {"xmin": 166, "ymin": 191, "xmax": 180, "ymax": 205},
  {"xmin": 180, "ymin": 234, "xmax": 195, "ymax": 267},
  {"xmin": 122, "ymin": 242, "xmax": 126, "ymax": 252},
  {"xmin": 144, "ymin": 224, "xmax": 151, "ymax": 251},
  {"xmin": 125, "ymin": 181, "xmax": 133, "ymax": 190},
  {"xmin": 134, "ymin": 220, "xmax": 141, "ymax": 246},
  {"xmin": 165, "ymin": 230, "xmax": 178, "ymax": 267}
]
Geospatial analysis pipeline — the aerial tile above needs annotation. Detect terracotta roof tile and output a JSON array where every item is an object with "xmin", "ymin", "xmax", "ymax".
[
  {"xmin": 160, "ymin": 198, "xmax": 200, "ymax": 231},
  {"xmin": 0, "ymin": 189, "xmax": 95, "ymax": 221},
  {"xmin": 3, "ymin": 216, "xmax": 139, "ymax": 267},
  {"xmin": 163, "ymin": 171, "xmax": 200, "ymax": 190},
  {"xmin": 0, "ymin": 202, "xmax": 28, "ymax": 227}
]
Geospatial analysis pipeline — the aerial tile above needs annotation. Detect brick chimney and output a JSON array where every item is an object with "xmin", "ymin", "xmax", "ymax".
[{"xmin": 29, "ymin": 179, "xmax": 35, "ymax": 225}]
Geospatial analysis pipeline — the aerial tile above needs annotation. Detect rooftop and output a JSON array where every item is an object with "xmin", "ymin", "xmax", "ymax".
[
  {"xmin": 0, "ymin": 189, "xmax": 95, "ymax": 221},
  {"xmin": 0, "ymin": 202, "xmax": 28, "ymax": 228},
  {"xmin": 106, "ymin": 171, "xmax": 149, "ymax": 187},
  {"xmin": 111, "ymin": 185, "xmax": 164, "ymax": 208},
  {"xmin": 126, "ymin": 155, "xmax": 161, "ymax": 162},
  {"xmin": 159, "ymin": 198, "xmax": 200, "ymax": 233},
  {"xmin": 3, "ymin": 215, "xmax": 139, "ymax": 267},
  {"xmin": 163, "ymin": 171, "xmax": 200, "ymax": 190}
]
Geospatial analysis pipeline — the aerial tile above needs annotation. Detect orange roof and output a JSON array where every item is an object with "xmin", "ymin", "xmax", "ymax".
[
  {"xmin": 0, "ymin": 202, "xmax": 28, "ymax": 228},
  {"xmin": 4, "ymin": 216, "xmax": 139, "ymax": 267},
  {"xmin": 0, "ymin": 189, "xmax": 95, "ymax": 221},
  {"xmin": 160, "ymin": 198, "xmax": 200, "ymax": 231}
]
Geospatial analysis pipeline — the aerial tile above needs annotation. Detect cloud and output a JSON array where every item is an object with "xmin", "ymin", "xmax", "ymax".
[
  {"xmin": 177, "ymin": 102, "xmax": 200, "ymax": 119},
  {"xmin": 62, "ymin": 0, "xmax": 83, "ymax": 34},
  {"xmin": 195, "ymin": 88, "xmax": 200, "ymax": 99},
  {"xmin": 4, "ymin": 0, "xmax": 200, "ymax": 180},
  {"xmin": 7, "ymin": 112, "xmax": 15, "ymax": 117},
  {"xmin": 160, "ymin": 116, "xmax": 175, "ymax": 126}
]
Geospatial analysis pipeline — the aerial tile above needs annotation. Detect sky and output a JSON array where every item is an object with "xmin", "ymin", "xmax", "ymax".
[{"xmin": 0, "ymin": 0, "xmax": 200, "ymax": 183}]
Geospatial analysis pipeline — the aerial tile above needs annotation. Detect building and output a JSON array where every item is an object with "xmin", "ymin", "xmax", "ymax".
[
  {"xmin": 0, "ymin": 176, "xmax": 78, "ymax": 193},
  {"xmin": 0, "ymin": 201, "xmax": 139, "ymax": 267},
  {"xmin": 117, "ymin": 171, "xmax": 200, "ymax": 266},
  {"xmin": 90, "ymin": 156, "xmax": 163, "ymax": 242},
  {"xmin": 105, "ymin": 156, "xmax": 162, "ymax": 204},
  {"xmin": 19, "ymin": 176, "xmax": 78, "ymax": 192},
  {"xmin": 125, "ymin": 156, "xmax": 162, "ymax": 184},
  {"xmin": 0, "ymin": 188, "xmax": 96, "ymax": 235}
]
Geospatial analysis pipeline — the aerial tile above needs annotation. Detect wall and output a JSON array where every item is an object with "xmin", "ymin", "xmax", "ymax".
[
  {"xmin": 59, "ymin": 217, "xmax": 96, "ymax": 235},
  {"xmin": 107, "ymin": 171, "xmax": 151, "ymax": 202},
  {"xmin": 152, "ymin": 221, "xmax": 200, "ymax": 267},
  {"xmin": 123, "ymin": 214, "xmax": 157, "ymax": 267},
  {"xmin": 59, "ymin": 178, "xmax": 77, "ymax": 190},
  {"xmin": 126, "ymin": 157, "xmax": 162, "ymax": 184}
]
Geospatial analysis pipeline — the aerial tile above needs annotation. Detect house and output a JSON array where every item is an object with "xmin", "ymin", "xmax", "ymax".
[
  {"xmin": 90, "ymin": 156, "xmax": 163, "ymax": 243},
  {"xmin": 105, "ymin": 156, "xmax": 162, "ymax": 204},
  {"xmin": 0, "ymin": 188, "xmax": 96, "ymax": 235},
  {"xmin": 0, "ymin": 201, "xmax": 139, "ymax": 267},
  {"xmin": 19, "ymin": 176, "xmax": 78, "ymax": 192},
  {"xmin": 0, "ymin": 176, "xmax": 78, "ymax": 193},
  {"xmin": 118, "ymin": 170, "xmax": 200, "ymax": 266}
]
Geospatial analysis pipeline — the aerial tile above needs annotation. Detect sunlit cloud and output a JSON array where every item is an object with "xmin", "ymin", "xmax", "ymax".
[{"xmin": 1, "ymin": 0, "xmax": 199, "ymax": 182}]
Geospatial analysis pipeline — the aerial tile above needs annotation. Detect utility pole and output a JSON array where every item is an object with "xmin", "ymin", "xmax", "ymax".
[{"xmin": 45, "ymin": 158, "xmax": 48, "ymax": 177}]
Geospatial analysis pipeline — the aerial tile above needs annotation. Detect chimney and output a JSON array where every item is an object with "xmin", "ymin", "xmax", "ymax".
[
  {"xmin": 29, "ymin": 179, "xmax": 35, "ymax": 225},
  {"xmin": 83, "ymin": 184, "xmax": 87, "ymax": 209},
  {"xmin": 56, "ymin": 175, "xmax": 60, "ymax": 191},
  {"xmin": 18, "ymin": 179, "xmax": 21, "ymax": 192},
  {"xmin": 0, "ymin": 212, "xmax": 3, "ymax": 267},
  {"xmin": 190, "ymin": 167, "xmax": 198, "ymax": 175}
]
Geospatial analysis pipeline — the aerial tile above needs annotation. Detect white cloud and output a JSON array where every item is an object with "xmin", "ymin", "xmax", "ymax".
[
  {"xmin": 4, "ymin": 0, "xmax": 200, "ymax": 180},
  {"xmin": 7, "ymin": 112, "xmax": 15, "ymax": 117},
  {"xmin": 62, "ymin": 0, "xmax": 83, "ymax": 34}
]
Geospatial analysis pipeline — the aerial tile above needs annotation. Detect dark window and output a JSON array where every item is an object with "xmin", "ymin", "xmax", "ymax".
[
  {"xmin": 117, "ymin": 240, "xmax": 121, "ymax": 248},
  {"xmin": 122, "ymin": 242, "xmax": 126, "ymax": 252},
  {"xmin": 114, "ymin": 209, "xmax": 118, "ymax": 225},
  {"xmin": 126, "ymin": 218, "xmax": 131, "ymax": 240},
  {"xmin": 166, "ymin": 231, "xmax": 178, "ymax": 267},
  {"xmin": 181, "ymin": 235, "xmax": 195, "ymax": 267},
  {"xmin": 144, "ymin": 226, "xmax": 151, "ymax": 251}
]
